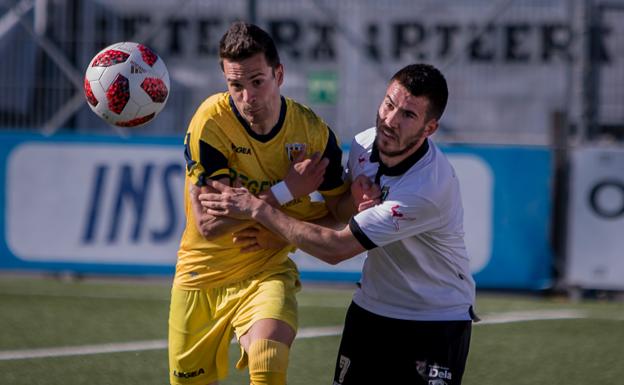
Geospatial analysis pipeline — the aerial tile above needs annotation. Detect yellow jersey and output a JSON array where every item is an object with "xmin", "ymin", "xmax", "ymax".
[{"xmin": 175, "ymin": 92, "xmax": 348, "ymax": 288}]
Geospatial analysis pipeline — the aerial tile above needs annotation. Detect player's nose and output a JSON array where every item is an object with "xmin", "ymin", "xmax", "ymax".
[
  {"xmin": 242, "ymin": 88, "xmax": 256, "ymax": 104},
  {"xmin": 384, "ymin": 109, "xmax": 401, "ymax": 130}
]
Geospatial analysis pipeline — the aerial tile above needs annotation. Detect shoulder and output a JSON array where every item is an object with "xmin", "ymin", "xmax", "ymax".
[
  {"xmin": 348, "ymin": 127, "xmax": 376, "ymax": 161},
  {"xmin": 187, "ymin": 93, "xmax": 233, "ymax": 136},
  {"xmin": 428, "ymin": 141, "xmax": 457, "ymax": 181},
  {"xmin": 352, "ymin": 127, "xmax": 376, "ymax": 149},
  {"xmin": 284, "ymin": 97, "xmax": 340, "ymax": 152},
  {"xmin": 193, "ymin": 92, "xmax": 231, "ymax": 121},
  {"xmin": 400, "ymin": 142, "xmax": 458, "ymax": 201}
]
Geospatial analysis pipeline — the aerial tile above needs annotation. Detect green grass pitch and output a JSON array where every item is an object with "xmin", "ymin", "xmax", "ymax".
[{"xmin": 1, "ymin": 275, "xmax": 623, "ymax": 385}]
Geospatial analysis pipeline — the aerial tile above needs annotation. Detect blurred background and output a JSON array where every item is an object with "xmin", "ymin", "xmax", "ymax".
[{"xmin": 1, "ymin": 0, "xmax": 624, "ymax": 297}]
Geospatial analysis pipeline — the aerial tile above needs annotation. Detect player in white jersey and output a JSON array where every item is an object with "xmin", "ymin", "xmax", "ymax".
[{"xmin": 199, "ymin": 63, "xmax": 477, "ymax": 384}]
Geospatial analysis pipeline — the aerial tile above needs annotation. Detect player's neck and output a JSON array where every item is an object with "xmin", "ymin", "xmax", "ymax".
[
  {"xmin": 248, "ymin": 121, "xmax": 274, "ymax": 135},
  {"xmin": 247, "ymin": 107, "xmax": 281, "ymax": 135},
  {"xmin": 379, "ymin": 138, "xmax": 425, "ymax": 168}
]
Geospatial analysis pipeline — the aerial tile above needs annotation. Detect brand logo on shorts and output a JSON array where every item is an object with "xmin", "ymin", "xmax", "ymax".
[
  {"xmin": 173, "ymin": 368, "xmax": 205, "ymax": 378},
  {"xmin": 428, "ymin": 364, "xmax": 452, "ymax": 385},
  {"xmin": 286, "ymin": 143, "xmax": 306, "ymax": 162},
  {"xmin": 415, "ymin": 361, "xmax": 453, "ymax": 385}
]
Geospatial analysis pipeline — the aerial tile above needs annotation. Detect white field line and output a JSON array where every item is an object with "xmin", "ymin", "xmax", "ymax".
[
  {"xmin": 0, "ymin": 310, "xmax": 607, "ymax": 361},
  {"xmin": 0, "ymin": 326, "xmax": 344, "ymax": 361},
  {"xmin": 0, "ymin": 340, "xmax": 167, "ymax": 361},
  {"xmin": 0, "ymin": 290, "xmax": 170, "ymax": 301},
  {"xmin": 477, "ymin": 309, "xmax": 586, "ymax": 324},
  {"xmin": 0, "ymin": 291, "xmax": 349, "ymax": 307}
]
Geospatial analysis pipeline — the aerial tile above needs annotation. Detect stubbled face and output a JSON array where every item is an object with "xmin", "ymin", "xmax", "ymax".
[
  {"xmin": 222, "ymin": 53, "xmax": 283, "ymax": 132},
  {"xmin": 375, "ymin": 81, "xmax": 438, "ymax": 164}
]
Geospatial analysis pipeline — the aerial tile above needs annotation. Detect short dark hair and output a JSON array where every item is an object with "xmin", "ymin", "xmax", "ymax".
[
  {"xmin": 390, "ymin": 64, "xmax": 448, "ymax": 121},
  {"xmin": 219, "ymin": 21, "xmax": 280, "ymax": 70}
]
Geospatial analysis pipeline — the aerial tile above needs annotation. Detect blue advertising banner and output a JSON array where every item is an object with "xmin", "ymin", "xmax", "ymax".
[
  {"xmin": 0, "ymin": 133, "xmax": 182, "ymax": 276},
  {"xmin": 444, "ymin": 144, "xmax": 553, "ymax": 289},
  {"xmin": 0, "ymin": 133, "xmax": 553, "ymax": 289}
]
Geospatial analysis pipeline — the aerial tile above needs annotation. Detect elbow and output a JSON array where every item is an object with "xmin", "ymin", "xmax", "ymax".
[
  {"xmin": 199, "ymin": 228, "xmax": 216, "ymax": 240},
  {"xmin": 317, "ymin": 249, "xmax": 351, "ymax": 265},
  {"xmin": 326, "ymin": 257, "xmax": 342, "ymax": 266},
  {"xmin": 312, "ymin": 232, "xmax": 359, "ymax": 265},
  {"xmin": 197, "ymin": 221, "xmax": 219, "ymax": 241}
]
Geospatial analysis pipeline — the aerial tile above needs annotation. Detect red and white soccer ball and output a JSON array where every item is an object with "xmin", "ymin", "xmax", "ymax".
[{"xmin": 84, "ymin": 42, "xmax": 170, "ymax": 127}]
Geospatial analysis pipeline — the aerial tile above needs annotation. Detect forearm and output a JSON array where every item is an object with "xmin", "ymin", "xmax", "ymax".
[
  {"xmin": 196, "ymin": 214, "xmax": 254, "ymax": 240},
  {"xmin": 310, "ymin": 213, "xmax": 344, "ymax": 231},
  {"xmin": 190, "ymin": 184, "xmax": 253, "ymax": 239},
  {"xmin": 251, "ymin": 203, "xmax": 360, "ymax": 264},
  {"xmin": 198, "ymin": 180, "xmax": 366, "ymax": 260}
]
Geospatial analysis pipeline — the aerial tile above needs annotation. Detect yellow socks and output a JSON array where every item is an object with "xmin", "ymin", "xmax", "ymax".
[{"xmin": 248, "ymin": 339, "xmax": 289, "ymax": 385}]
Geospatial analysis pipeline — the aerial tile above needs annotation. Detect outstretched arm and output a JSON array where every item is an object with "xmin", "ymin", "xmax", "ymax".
[
  {"xmin": 199, "ymin": 181, "xmax": 366, "ymax": 264},
  {"xmin": 193, "ymin": 150, "xmax": 330, "ymax": 245}
]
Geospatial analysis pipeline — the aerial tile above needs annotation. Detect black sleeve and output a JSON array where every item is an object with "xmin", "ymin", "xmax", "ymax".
[
  {"xmin": 318, "ymin": 127, "xmax": 345, "ymax": 191},
  {"xmin": 183, "ymin": 133, "xmax": 196, "ymax": 172},
  {"xmin": 199, "ymin": 139, "xmax": 230, "ymax": 182},
  {"xmin": 349, "ymin": 218, "xmax": 378, "ymax": 250}
]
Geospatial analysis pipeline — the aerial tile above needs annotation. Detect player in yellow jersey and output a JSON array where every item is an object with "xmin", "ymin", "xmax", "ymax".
[{"xmin": 168, "ymin": 21, "xmax": 349, "ymax": 385}]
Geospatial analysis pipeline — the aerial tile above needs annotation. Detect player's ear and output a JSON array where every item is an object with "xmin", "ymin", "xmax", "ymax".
[
  {"xmin": 424, "ymin": 118, "xmax": 439, "ymax": 137},
  {"xmin": 275, "ymin": 64, "xmax": 284, "ymax": 86}
]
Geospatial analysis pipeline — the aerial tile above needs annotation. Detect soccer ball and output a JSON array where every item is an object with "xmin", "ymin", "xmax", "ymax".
[{"xmin": 84, "ymin": 42, "xmax": 170, "ymax": 127}]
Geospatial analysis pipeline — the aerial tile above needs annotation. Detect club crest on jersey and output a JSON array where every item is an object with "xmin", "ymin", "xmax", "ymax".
[{"xmin": 286, "ymin": 143, "xmax": 306, "ymax": 161}]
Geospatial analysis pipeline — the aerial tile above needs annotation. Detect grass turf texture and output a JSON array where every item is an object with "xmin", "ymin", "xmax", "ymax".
[{"xmin": 1, "ymin": 275, "xmax": 623, "ymax": 385}]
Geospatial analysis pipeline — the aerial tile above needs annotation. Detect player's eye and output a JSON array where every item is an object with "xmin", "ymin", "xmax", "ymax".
[{"xmin": 252, "ymin": 79, "xmax": 263, "ymax": 87}]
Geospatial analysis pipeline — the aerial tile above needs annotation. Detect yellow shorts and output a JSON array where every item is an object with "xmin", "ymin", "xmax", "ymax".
[{"xmin": 168, "ymin": 265, "xmax": 301, "ymax": 385}]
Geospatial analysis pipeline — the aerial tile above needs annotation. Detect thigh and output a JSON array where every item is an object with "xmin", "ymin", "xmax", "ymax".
[
  {"xmin": 332, "ymin": 302, "xmax": 392, "ymax": 385},
  {"xmin": 409, "ymin": 321, "xmax": 472, "ymax": 385},
  {"xmin": 232, "ymin": 268, "xmax": 301, "ymax": 341},
  {"xmin": 168, "ymin": 286, "xmax": 234, "ymax": 385},
  {"xmin": 332, "ymin": 303, "xmax": 472, "ymax": 385}
]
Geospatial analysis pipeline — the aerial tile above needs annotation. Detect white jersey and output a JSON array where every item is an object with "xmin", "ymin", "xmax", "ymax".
[{"xmin": 346, "ymin": 127, "xmax": 475, "ymax": 321}]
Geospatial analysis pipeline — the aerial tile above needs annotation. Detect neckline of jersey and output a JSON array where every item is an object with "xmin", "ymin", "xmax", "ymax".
[
  {"xmin": 371, "ymin": 138, "xmax": 430, "ymax": 180},
  {"xmin": 228, "ymin": 95, "xmax": 287, "ymax": 143}
]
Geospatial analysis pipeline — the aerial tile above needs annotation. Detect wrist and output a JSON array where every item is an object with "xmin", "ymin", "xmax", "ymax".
[{"xmin": 250, "ymin": 199, "xmax": 271, "ymax": 221}]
